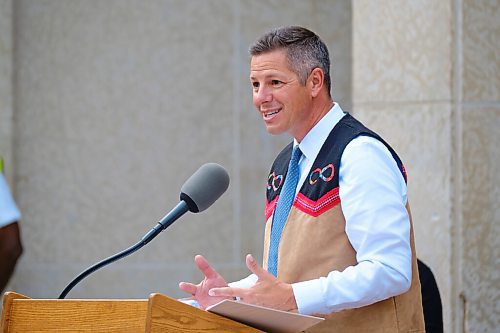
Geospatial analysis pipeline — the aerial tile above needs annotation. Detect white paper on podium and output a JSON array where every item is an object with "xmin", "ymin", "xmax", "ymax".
[{"xmin": 206, "ymin": 299, "xmax": 324, "ymax": 333}]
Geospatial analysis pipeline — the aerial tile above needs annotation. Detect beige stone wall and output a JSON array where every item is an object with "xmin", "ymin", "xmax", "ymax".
[
  {"xmin": 458, "ymin": 0, "xmax": 499, "ymax": 331},
  {"xmin": 352, "ymin": 1, "xmax": 499, "ymax": 332},
  {"xmin": 1, "ymin": 1, "xmax": 498, "ymax": 332},
  {"xmin": 5, "ymin": 0, "xmax": 351, "ymax": 299}
]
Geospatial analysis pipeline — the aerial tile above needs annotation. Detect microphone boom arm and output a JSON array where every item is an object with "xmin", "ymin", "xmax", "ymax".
[{"xmin": 58, "ymin": 201, "xmax": 189, "ymax": 299}]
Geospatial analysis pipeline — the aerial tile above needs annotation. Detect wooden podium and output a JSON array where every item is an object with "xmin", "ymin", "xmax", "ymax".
[{"xmin": 1, "ymin": 292, "xmax": 264, "ymax": 332}]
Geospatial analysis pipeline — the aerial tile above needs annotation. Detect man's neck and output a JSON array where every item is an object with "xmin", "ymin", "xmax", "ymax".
[{"xmin": 295, "ymin": 97, "xmax": 335, "ymax": 143}]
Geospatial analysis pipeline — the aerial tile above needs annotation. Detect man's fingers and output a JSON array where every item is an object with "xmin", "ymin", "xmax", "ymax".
[
  {"xmin": 179, "ymin": 282, "xmax": 197, "ymax": 295},
  {"xmin": 194, "ymin": 255, "xmax": 220, "ymax": 279},
  {"xmin": 208, "ymin": 287, "xmax": 241, "ymax": 298},
  {"xmin": 245, "ymin": 254, "xmax": 268, "ymax": 278}
]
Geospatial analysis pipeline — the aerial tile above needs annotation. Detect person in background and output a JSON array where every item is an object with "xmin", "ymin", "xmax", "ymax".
[
  {"xmin": 0, "ymin": 162, "xmax": 23, "ymax": 294},
  {"xmin": 180, "ymin": 26, "xmax": 424, "ymax": 332}
]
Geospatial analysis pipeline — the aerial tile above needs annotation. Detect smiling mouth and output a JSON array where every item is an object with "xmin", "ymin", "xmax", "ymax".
[{"xmin": 263, "ymin": 108, "xmax": 281, "ymax": 119}]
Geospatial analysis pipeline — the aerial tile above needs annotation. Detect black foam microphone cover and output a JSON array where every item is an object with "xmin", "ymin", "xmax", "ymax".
[{"xmin": 180, "ymin": 163, "xmax": 230, "ymax": 213}]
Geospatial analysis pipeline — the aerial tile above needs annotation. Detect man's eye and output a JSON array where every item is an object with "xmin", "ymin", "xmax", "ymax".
[
  {"xmin": 252, "ymin": 82, "xmax": 259, "ymax": 89},
  {"xmin": 272, "ymin": 80, "xmax": 282, "ymax": 86}
]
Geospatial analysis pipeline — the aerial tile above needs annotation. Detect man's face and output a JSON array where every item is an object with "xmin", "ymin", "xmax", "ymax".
[{"xmin": 250, "ymin": 49, "xmax": 312, "ymax": 140}]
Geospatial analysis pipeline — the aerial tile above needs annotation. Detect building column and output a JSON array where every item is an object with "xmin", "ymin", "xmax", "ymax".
[
  {"xmin": 0, "ymin": 0, "xmax": 15, "ymax": 184},
  {"xmin": 351, "ymin": 1, "xmax": 453, "ymax": 330}
]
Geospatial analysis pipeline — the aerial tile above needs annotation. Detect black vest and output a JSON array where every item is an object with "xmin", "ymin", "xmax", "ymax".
[{"xmin": 265, "ymin": 113, "xmax": 407, "ymax": 218}]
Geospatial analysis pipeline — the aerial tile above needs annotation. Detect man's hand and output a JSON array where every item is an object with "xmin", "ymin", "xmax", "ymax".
[
  {"xmin": 178, "ymin": 255, "xmax": 233, "ymax": 309},
  {"xmin": 208, "ymin": 254, "xmax": 298, "ymax": 312}
]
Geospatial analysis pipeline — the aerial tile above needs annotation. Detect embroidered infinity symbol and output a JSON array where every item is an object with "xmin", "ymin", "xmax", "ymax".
[
  {"xmin": 309, "ymin": 163, "xmax": 334, "ymax": 185},
  {"xmin": 267, "ymin": 172, "xmax": 284, "ymax": 191}
]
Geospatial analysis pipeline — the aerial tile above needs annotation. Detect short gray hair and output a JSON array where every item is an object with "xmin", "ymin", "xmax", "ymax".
[{"xmin": 249, "ymin": 26, "xmax": 331, "ymax": 97}]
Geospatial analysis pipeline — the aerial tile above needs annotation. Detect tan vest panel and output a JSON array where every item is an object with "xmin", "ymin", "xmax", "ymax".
[{"xmin": 263, "ymin": 202, "xmax": 424, "ymax": 333}]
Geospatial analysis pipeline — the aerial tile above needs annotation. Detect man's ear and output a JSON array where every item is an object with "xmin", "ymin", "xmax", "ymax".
[{"xmin": 308, "ymin": 68, "xmax": 325, "ymax": 98}]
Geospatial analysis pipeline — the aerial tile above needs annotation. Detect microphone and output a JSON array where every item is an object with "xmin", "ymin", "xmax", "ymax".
[{"xmin": 58, "ymin": 163, "xmax": 230, "ymax": 299}]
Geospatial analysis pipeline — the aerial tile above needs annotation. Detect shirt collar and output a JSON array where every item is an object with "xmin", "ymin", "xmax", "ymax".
[{"xmin": 294, "ymin": 103, "xmax": 346, "ymax": 163}]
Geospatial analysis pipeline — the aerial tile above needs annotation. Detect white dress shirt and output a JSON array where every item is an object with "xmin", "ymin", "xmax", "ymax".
[
  {"xmin": 0, "ymin": 174, "xmax": 21, "ymax": 228},
  {"xmin": 231, "ymin": 103, "xmax": 412, "ymax": 315}
]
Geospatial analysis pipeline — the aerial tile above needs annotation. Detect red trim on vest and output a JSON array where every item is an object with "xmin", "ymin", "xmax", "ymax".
[
  {"xmin": 265, "ymin": 196, "xmax": 279, "ymax": 221},
  {"xmin": 294, "ymin": 187, "xmax": 340, "ymax": 217},
  {"xmin": 402, "ymin": 163, "xmax": 408, "ymax": 183}
]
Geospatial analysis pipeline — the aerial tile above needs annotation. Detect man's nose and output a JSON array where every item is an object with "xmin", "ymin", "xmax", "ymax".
[{"xmin": 254, "ymin": 86, "xmax": 272, "ymax": 105}]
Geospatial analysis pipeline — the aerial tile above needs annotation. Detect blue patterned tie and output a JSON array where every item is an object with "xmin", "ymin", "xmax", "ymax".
[{"xmin": 268, "ymin": 145, "xmax": 302, "ymax": 277}]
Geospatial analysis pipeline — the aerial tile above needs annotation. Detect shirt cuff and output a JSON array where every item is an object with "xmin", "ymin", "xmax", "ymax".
[
  {"xmin": 178, "ymin": 299, "xmax": 201, "ymax": 308},
  {"xmin": 292, "ymin": 279, "xmax": 327, "ymax": 315},
  {"xmin": 228, "ymin": 274, "xmax": 258, "ymax": 289}
]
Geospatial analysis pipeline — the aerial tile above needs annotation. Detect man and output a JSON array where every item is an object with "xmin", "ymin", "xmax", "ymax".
[
  {"xmin": 180, "ymin": 26, "xmax": 424, "ymax": 332},
  {"xmin": 0, "ymin": 172, "xmax": 23, "ymax": 294}
]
